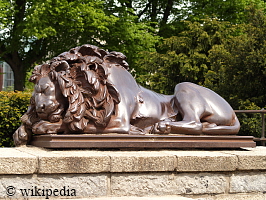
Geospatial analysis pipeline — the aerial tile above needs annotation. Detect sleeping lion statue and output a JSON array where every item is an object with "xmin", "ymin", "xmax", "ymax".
[{"xmin": 13, "ymin": 44, "xmax": 240, "ymax": 146}]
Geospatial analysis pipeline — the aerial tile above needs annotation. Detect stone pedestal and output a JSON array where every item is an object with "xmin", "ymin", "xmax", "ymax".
[{"xmin": 1, "ymin": 146, "xmax": 266, "ymax": 199}]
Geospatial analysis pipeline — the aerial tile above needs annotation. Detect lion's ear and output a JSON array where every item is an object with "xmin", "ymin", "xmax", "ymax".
[
  {"xmin": 50, "ymin": 61, "xmax": 69, "ymax": 72},
  {"xmin": 40, "ymin": 64, "xmax": 51, "ymax": 74},
  {"xmin": 48, "ymin": 61, "xmax": 71, "ymax": 81},
  {"xmin": 29, "ymin": 64, "xmax": 50, "ymax": 83},
  {"xmin": 103, "ymin": 52, "xmax": 129, "ymax": 70},
  {"xmin": 78, "ymin": 44, "xmax": 102, "ymax": 58},
  {"xmin": 98, "ymin": 49, "xmax": 108, "ymax": 58}
]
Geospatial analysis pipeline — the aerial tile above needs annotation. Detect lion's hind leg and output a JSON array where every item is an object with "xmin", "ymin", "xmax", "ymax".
[
  {"xmin": 153, "ymin": 117, "xmax": 240, "ymax": 135},
  {"xmin": 202, "ymin": 117, "xmax": 240, "ymax": 135},
  {"xmin": 154, "ymin": 82, "xmax": 210, "ymax": 135}
]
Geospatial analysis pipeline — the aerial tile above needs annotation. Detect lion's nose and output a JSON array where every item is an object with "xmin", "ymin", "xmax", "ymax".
[
  {"xmin": 36, "ymin": 104, "xmax": 46, "ymax": 113},
  {"xmin": 40, "ymin": 104, "xmax": 45, "ymax": 110}
]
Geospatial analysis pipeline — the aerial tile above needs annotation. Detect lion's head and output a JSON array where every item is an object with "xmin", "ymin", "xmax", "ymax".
[{"xmin": 25, "ymin": 44, "xmax": 127, "ymax": 133}]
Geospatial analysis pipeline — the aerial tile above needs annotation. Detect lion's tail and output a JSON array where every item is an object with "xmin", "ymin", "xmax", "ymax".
[{"xmin": 202, "ymin": 115, "xmax": 240, "ymax": 135}]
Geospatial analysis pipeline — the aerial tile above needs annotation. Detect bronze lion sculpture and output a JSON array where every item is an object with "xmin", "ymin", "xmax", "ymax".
[{"xmin": 13, "ymin": 44, "xmax": 240, "ymax": 146}]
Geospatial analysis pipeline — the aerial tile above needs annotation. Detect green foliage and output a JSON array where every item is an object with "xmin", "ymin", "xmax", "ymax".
[
  {"xmin": 205, "ymin": 6, "xmax": 266, "ymax": 137},
  {"xmin": 1, "ymin": 0, "xmax": 161, "ymax": 91},
  {"xmin": 236, "ymin": 100, "xmax": 263, "ymax": 137},
  {"xmin": 0, "ymin": 91, "xmax": 31, "ymax": 147},
  {"xmin": 0, "ymin": 0, "xmax": 9, "ymax": 31},
  {"xmin": 206, "ymin": 5, "xmax": 266, "ymax": 108},
  {"xmin": 102, "ymin": 8, "xmax": 160, "ymax": 70},
  {"xmin": 2, "ymin": 0, "xmax": 116, "ymax": 90},
  {"xmin": 136, "ymin": 18, "xmax": 230, "ymax": 94},
  {"xmin": 136, "ymin": 4, "xmax": 266, "ymax": 137},
  {"xmin": 23, "ymin": 0, "xmax": 117, "ymax": 45},
  {"xmin": 186, "ymin": 0, "xmax": 265, "ymax": 24}
]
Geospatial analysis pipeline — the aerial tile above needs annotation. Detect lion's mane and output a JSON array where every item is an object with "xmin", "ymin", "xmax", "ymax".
[{"xmin": 27, "ymin": 44, "xmax": 127, "ymax": 132}]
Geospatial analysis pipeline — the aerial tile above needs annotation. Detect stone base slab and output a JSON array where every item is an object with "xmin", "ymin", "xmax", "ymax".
[
  {"xmin": 30, "ymin": 134, "xmax": 256, "ymax": 149},
  {"xmin": 0, "ymin": 146, "xmax": 266, "ymax": 199}
]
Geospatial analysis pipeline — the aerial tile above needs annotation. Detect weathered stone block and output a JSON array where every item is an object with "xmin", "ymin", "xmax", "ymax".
[
  {"xmin": 230, "ymin": 173, "xmax": 266, "ymax": 193},
  {"xmin": 111, "ymin": 173, "xmax": 227, "ymax": 196},
  {"xmin": 0, "ymin": 174, "xmax": 108, "ymax": 199},
  {"xmin": 0, "ymin": 148, "xmax": 37, "ymax": 174},
  {"xmin": 167, "ymin": 150, "xmax": 237, "ymax": 172},
  {"xmin": 108, "ymin": 151, "xmax": 176, "ymax": 172},
  {"xmin": 225, "ymin": 147, "xmax": 266, "ymax": 170},
  {"xmin": 17, "ymin": 146, "xmax": 110, "ymax": 174}
]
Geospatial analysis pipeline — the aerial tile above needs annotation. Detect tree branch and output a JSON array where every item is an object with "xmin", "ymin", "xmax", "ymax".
[
  {"xmin": 138, "ymin": 2, "xmax": 152, "ymax": 18},
  {"xmin": 161, "ymin": 0, "xmax": 173, "ymax": 25}
]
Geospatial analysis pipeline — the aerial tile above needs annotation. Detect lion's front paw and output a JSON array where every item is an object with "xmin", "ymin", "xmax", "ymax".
[
  {"xmin": 129, "ymin": 125, "xmax": 145, "ymax": 135},
  {"xmin": 151, "ymin": 121, "xmax": 171, "ymax": 134},
  {"xmin": 13, "ymin": 125, "xmax": 30, "ymax": 146},
  {"xmin": 32, "ymin": 120, "xmax": 61, "ymax": 134}
]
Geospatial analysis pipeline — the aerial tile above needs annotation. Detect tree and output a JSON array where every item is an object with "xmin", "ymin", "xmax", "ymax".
[
  {"xmin": 136, "ymin": 18, "xmax": 231, "ymax": 94},
  {"xmin": 136, "ymin": 4, "xmax": 266, "ymax": 105},
  {"xmin": 104, "ymin": 0, "xmax": 180, "ymax": 25},
  {"xmin": 0, "ymin": 0, "xmax": 116, "ymax": 90},
  {"xmin": 207, "ymin": 5, "xmax": 266, "ymax": 108},
  {"xmin": 2, "ymin": 0, "xmax": 265, "ymax": 91},
  {"xmin": 102, "ymin": 3, "xmax": 160, "ymax": 70},
  {"xmin": 101, "ymin": 0, "xmax": 266, "ymax": 79},
  {"xmin": 135, "ymin": 4, "xmax": 266, "ymax": 137},
  {"xmin": 103, "ymin": 0, "xmax": 188, "ymax": 39},
  {"xmin": 0, "ymin": 0, "xmax": 159, "ymax": 91},
  {"xmin": 107, "ymin": 0, "xmax": 266, "ymax": 38},
  {"xmin": 186, "ymin": 0, "xmax": 263, "ymax": 23}
]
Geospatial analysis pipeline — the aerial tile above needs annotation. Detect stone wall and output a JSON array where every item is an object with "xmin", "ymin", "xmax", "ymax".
[{"xmin": 0, "ymin": 146, "xmax": 266, "ymax": 199}]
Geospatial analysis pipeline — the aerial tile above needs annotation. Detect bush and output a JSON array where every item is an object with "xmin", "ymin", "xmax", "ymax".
[
  {"xmin": 236, "ymin": 99, "xmax": 263, "ymax": 138},
  {"xmin": 0, "ymin": 91, "xmax": 31, "ymax": 147}
]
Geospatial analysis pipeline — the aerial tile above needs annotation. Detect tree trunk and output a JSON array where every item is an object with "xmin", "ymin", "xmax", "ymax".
[
  {"xmin": 161, "ymin": 0, "xmax": 173, "ymax": 25},
  {"xmin": 150, "ymin": 0, "xmax": 158, "ymax": 22},
  {"xmin": 13, "ymin": 67, "xmax": 26, "ymax": 91},
  {"xmin": 3, "ymin": 52, "xmax": 26, "ymax": 91}
]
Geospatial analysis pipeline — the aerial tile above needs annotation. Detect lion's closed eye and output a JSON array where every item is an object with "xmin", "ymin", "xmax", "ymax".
[
  {"xmin": 35, "ymin": 85, "xmax": 42, "ymax": 93},
  {"xmin": 36, "ymin": 83, "xmax": 51, "ymax": 94}
]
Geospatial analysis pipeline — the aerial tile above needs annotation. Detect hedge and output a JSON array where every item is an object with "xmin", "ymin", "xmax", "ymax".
[
  {"xmin": 0, "ymin": 91, "xmax": 31, "ymax": 147},
  {"xmin": 236, "ymin": 100, "xmax": 263, "ymax": 138}
]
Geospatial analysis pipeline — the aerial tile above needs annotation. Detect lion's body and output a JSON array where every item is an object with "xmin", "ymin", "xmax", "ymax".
[
  {"xmin": 103, "ymin": 65, "xmax": 239, "ymax": 135},
  {"xmin": 13, "ymin": 44, "xmax": 240, "ymax": 146}
]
